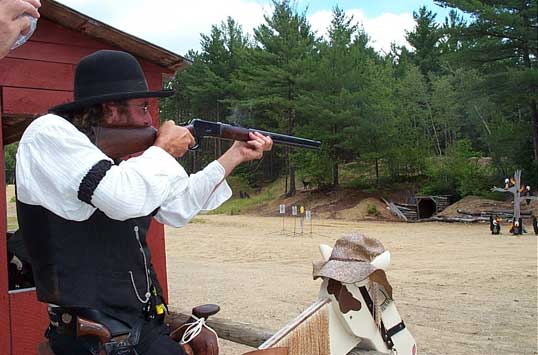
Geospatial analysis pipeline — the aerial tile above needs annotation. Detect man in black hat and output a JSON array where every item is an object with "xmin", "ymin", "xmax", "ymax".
[{"xmin": 15, "ymin": 50, "xmax": 272, "ymax": 355}]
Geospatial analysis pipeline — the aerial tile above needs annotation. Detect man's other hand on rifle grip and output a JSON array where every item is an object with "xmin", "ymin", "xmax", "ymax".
[
  {"xmin": 218, "ymin": 131, "xmax": 273, "ymax": 177},
  {"xmin": 232, "ymin": 131, "xmax": 273, "ymax": 161}
]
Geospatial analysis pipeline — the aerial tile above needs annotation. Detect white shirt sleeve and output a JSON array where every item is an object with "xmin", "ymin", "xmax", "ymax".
[
  {"xmin": 154, "ymin": 161, "xmax": 232, "ymax": 227},
  {"xmin": 16, "ymin": 114, "xmax": 232, "ymax": 223}
]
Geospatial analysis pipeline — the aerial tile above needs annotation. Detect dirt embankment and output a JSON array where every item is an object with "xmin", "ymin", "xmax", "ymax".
[
  {"xmin": 246, "ymin": 183, "xmax": 538, "ymax": 223},
  {"xmin": 438, "ymin": 195, "xmax": 537, "ymax": 219},
  {"xmin": 247, "ymin": 187, "xmax": 402, "ymax": 222}
]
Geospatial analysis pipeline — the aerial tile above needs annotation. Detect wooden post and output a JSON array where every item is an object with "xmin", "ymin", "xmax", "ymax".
[
  {"xmin": 491, "ymin": 170, "xmax": 538, "ymax": 234},
  {"xmin": 514, "ymin": 170, "xmax": 521, "ymax": 222},
  {"xmin": 0, "ymin": 100, "xmax": 12, "ymax": 355}
]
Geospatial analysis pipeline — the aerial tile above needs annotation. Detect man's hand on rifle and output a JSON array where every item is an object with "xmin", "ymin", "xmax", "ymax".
[
  {"xmin": 231, "ymin": 131, "xmax": 273, "ymax": 161},
  {"xmin": 154, "ymin": 120, "xmax": 195, "ymax": 158},
  {"xmin": 218, "ymin": 131, "xmax": 273, "ymax": 177}
]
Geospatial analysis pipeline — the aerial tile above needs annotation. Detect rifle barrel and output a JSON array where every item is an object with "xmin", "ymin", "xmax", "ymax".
[
  {"xmin": 188, "ymin": 119, "xmax": 321, "ymax": 150},
  {"xmin": 249, "ymin": 128, "xmax": 321, "ymax": 150}
]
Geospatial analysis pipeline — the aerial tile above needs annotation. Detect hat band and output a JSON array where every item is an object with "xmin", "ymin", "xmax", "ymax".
[{"xmin": 76, "ymin": 79, "xmax": 148, "ymax": 100}]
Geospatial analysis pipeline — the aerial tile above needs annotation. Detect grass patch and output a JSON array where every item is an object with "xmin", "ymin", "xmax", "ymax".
[
  {"xmin": 367, "ymin": 204, "xmax": 378, "ymax": 216},
  {"xmin": 341, "ymin": 176, "xmax": 372, "ymax": 190},
  {"xmin": 189, "ymin": 217, "xmax": 207, "ymax": 224},
  {"xmin": 208, "ymin": 177, "xmax": 283, "ymax": 215},
  {"xmin": 8, "ymin": 216, "xmax": 18, "ymax": 231}
]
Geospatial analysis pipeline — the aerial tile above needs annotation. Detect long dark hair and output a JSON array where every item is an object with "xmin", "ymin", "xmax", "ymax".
[{"xmin": 64, "ymin": 100, "xmax": 129, "ymax": 139}]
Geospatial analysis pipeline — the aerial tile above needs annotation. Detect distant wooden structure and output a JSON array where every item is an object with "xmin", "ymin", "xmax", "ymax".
[
  {"xmin": 415, "ymin": 195, "xmax": 451, "ymax": 219},
  {"xmin": 385, "ymin": 195, "xmax": 451, "ymax": 221},
  {"xmin": 0, "ymin": 1, "xmax": 188, "ymax": 354}
]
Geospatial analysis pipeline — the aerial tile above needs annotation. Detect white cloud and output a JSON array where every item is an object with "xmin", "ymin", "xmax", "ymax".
[
  {"xmin": 57, "ymin": 0, "xmax": 271, "ymax": 55},
  {"xmin": 308, "ymin": 9, "xmax": 415, "ymax": 54},
  {"xmin": 364, "ymin": 12, "xmax": 415, "ymax": 54},
  {"xmin": 56, "ymin": 1, "xmax": 414, "ymax": 55}
]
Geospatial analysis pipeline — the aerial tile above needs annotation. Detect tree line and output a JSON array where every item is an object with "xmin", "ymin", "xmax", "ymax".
[{"xmin": 161, "ymin": 0, "xmax": 537, "ymax": 198}]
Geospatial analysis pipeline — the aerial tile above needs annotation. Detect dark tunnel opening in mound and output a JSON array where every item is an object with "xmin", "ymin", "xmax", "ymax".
[{"xmin": 417, "ymin": 198, "xmax": 437, "ymax": 219}]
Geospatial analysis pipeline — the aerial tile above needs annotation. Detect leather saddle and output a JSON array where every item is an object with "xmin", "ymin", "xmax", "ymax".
[{"xmin": 170, "ymin": 304, "xmax": 221, "ymax": 355}]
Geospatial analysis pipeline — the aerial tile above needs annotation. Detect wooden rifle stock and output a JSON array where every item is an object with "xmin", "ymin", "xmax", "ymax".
[
  {"xmin": 94, "ymin": 119, "xmax": 321, "ymax": 159},
  {"xmin": 93, "ymin": 126, "xmax": 157, "ymax": 159}
]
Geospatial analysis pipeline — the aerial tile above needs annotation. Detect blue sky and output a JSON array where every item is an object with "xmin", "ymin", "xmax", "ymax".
[
  {"xmin": 297, "ymin": 0, "xmax": 451, "ymax": 18},
  {"xmin": 56, "ymin": 0, "xmax": 455, "ymax": 56}
]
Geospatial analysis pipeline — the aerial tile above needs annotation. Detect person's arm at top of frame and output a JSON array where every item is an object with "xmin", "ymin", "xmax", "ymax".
[{"xmin": 0, "ymin": 0, "xmax": 40, "ymax": 58}]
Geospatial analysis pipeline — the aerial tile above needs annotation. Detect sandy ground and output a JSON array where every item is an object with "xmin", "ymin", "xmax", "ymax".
[{"xmin": 166, "ymin": 215, "xmax": 537, "ymax": 355}]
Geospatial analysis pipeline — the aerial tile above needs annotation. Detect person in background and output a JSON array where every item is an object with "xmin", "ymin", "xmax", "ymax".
[{"xmin": 0, "ymin": 0, "xmax": 41, "ymax": 58}]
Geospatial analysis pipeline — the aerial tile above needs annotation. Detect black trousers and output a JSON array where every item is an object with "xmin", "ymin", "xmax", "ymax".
[{"xmin": 48, "ymin": 317, "xmax": 186, "ymax": 355}]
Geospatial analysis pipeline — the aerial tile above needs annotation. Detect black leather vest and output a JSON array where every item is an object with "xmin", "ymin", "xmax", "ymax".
[{"xmin": 17, "ymin": 201, "xmax": 163, "ymax": 327}]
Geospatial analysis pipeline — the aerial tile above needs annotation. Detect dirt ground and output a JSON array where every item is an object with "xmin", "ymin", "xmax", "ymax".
[{"xmin": 166, "ymin": 215, "xmax": 537, "ymax": 355}]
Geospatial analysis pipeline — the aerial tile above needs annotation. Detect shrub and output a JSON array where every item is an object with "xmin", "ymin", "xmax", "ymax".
[
  {"xmin": 422, "ymin": 140, "xmax": 497, "ymax": 199},
  {"xmin": 367, "ymin": 204, "xmax": 378, "ymax": 216}
]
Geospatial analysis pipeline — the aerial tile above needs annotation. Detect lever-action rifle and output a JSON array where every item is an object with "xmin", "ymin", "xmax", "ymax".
[{"xmin": 95, "ymin": 119, "xmax": 321, "ymax": 159}]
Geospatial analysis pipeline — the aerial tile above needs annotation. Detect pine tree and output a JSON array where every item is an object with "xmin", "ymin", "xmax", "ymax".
[
  {"xmin": 232, "ymin": 0, "xmax": 316, "ymax": 196},
  {"xmin": 406, "ymin": 6, "xmax": 444, "ymax": 76},
  {"xmin": 435, "ymin": 0, "xmax": 538, "ymax": 172},
  {"xmin": 296, "ymin": 7, "xmax": 363, "ymax": 187},
  {"xmin": 161, "ymin": 18, "xmax": 250, "ymax": 170}
]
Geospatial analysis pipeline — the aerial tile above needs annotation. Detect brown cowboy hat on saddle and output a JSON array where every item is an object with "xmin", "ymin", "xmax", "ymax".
[{"xmin": 313, "ymin": 233, "xmax": 392, "ymax": 298}]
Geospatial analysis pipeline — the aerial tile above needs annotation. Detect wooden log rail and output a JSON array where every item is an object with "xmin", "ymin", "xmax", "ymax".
[
  {"xmin": 423, "ymin": 216, "xmax": 490, "ymax": 223},
  {"xmin": 457, "ymin": 209, "xmax": 532, "ymax": 217},
  {"xmin": 167, "ymin": 311, "xmax": 272, "ymax": 348},
  {"xmin": 166, "ymin": 311, "xmax": 387, "ymax": 354}
]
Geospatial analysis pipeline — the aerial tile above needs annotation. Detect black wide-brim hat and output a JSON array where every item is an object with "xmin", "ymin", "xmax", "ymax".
[{"xmin": 50, "ymin": 50, "xmax": 174, "ymax": 113}]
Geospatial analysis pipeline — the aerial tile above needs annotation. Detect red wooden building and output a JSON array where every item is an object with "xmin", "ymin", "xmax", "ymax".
[{"xmin": 0, "ymin": 1, "xmax": 188, "ymax": 353}]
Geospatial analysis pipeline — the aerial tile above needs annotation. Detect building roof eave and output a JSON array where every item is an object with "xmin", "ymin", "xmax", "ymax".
[{"xmin": 41, "ymin": 0, "xmax": 192, "ymax": 72}]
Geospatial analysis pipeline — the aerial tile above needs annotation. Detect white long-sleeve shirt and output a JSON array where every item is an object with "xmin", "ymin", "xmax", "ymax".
[{"xmin": 16, "ymin": 114, "xmax": 232, "ymax": 227}]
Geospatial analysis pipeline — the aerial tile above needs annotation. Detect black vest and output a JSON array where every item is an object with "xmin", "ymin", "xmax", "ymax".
[{"xmin": 17, "ymin": 201, "xmax": 163, "ymax": 327}]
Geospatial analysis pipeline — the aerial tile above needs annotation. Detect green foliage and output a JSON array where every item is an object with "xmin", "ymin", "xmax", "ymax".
[
  {"xmin": 406, "ymin": 6, "xmax": 443, "ymax": 75},
  {"xmin": 188, "ymin": 217, "xmax": 207, "ymax": 224},
  {"xmin": 293, "ymin": 149, "xmax": 333, "ymax": 188},
  {"xmin": 367, "ymin": 204, "xmax": 378, "ymax": 216},
  {"xmin": 4, "ymin": 143, "xmax": 17, "ymax": 184},
  {"xmin": 435, "ymin": 0, "xmax": 538, "ymax": 174},
  {"xmin": 422, "ymin": 140, "xmax": 496, "ymax": 198},
  {"xmin": 161, "ymin": 17, "xmax": 251, "ymax": 124},
  {"xmin": 159, "ymin": 0, "xmax": 537, "ymax": 200},
  {"xmin": 231, "ymin": 0, "xmax": 318, "ymax": 195},
  {"xmin": 207, "ymin": 177, "xmax": 283, "ymax": 215},
  {"xmin": 7, "ymin": 216, "xmax": 18, "ymax": 231}
]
